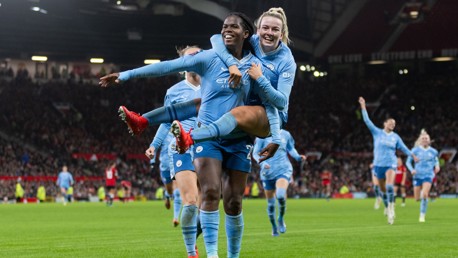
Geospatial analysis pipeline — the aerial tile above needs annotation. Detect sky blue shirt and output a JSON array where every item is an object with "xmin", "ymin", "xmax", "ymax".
[
  {"xmin": 150, "ymin": 79, "xmax": 201, "ymax": 150},
  {"xmin": 252, "ymin": 129, "xmax": 302, "ymax": 181},
  {"xmin": 406, "ymin": 146, "xmax": 439, "ymax": 179},
  {"xmin": 119, "ymin": 49, "xmax": 259, "ymax": 135},
  {"xmin": 57, "ymin": 171, "xmax": 73, "ymax": 188},
  {"xmin": 211, "ymin": 34, "xmax": 296, "ymax": 123},
  {"xmin": 362, "ymin": 109, "xmax": 412, "ymax": 167}
]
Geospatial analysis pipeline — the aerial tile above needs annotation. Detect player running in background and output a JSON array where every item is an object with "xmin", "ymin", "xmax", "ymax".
[
  {"xmin": 406, "ymin": 129, "xmax": 440, "ymax": 223},
  {"xmin": 56, "ymin": 165, "xmax": 74, "ymax": 206},
  {"xmin": 105, "ymin": 162, "xmax": 117, "ymax": 206},
  {"xmin": 143, "ymin": 45, "xmax": 201, "ymax": 257},
  {"xmin": 394, "ymin": 157, "xmax": 407, "ymax": 207},
  {"xmin": 252, "ymin": 129, "xmax": 305, "ymax": 236},
  {"xmin": 115, "ymin": 7, "xmax": 296, "ymax": 162},
  {"xmin": 100, "ymin": 13, "xmax": 258, "ymax": 257},
  {"xmin": 358, "ymin": 97, "xmax": 418, "ymax": 225},
  {"xmin": 320, "ymin": 169, "xmax": 332, "ymax": 201}
]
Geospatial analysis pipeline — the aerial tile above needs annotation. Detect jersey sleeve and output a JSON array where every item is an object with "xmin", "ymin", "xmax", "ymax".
[
  {"xmin": 405, "ymin": 149, "xmax": 415, "ymax": 172},
  {"xmin": 119, "ymin": 51, "xmax": 209, "ymax": 81},
  {"xmin": 362, "ymin": 109, "xmax": 379, "ymax": 136},
  {"xmin": 252, "ymin": 138, "xmax": 266, "ymax": 163},
  {"xmin": 150, "ymin": 123, "xmax": 171, "ymax": 150},
  {"xmin": 396, "ymin": 135, "xmax": 412, "ymax": 157},
  {"xmin": 255, "ymin": 75, "xmax": 288, "ymax": 110},
  {"xmin": 210, "ymin": 34, "xmax": 238, "ymax": 67},
  {"xmin": 285, "ymin": 132, "xmax": 302, "ymax": 162},
  {"xmin": 265, "ymin": 104, "xmax": 281, "ymax": 145}
]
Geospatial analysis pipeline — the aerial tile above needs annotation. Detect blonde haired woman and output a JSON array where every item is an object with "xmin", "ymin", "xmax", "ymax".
[{"xmin": 406, "ymin": 130, "xmax": 440, "ymax": 222}]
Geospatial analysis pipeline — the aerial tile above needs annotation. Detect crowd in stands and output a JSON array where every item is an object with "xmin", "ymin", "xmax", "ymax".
[{"xmin": 1, "ymin": 65, "xmax": 457, "ymax": 202}]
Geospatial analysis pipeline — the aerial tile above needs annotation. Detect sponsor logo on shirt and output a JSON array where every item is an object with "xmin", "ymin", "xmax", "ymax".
[{"xmin": 282, "ymin": 72, "xmax": 292, "ymax": 78}]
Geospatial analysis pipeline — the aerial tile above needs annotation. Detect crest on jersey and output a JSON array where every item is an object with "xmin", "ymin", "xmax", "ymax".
[
  {"xmin": 176, "ymin": 160, "xmax": 182, "ymax": 167},
  {"xmin": 196, "ymin": 146, "xmax": 203, "ymax": 153}
]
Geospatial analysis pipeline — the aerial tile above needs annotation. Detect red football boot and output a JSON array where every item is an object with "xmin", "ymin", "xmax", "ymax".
[
  {"xmin": 118, "ymin": 106, "xmax": 148, "ymax": 136},
  {"xmin": 170, "ymin": 120, "xmax": 194, "ymax": 154}
]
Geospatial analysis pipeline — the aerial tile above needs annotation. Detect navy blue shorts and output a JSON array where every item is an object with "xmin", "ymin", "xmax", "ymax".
[
  {"xmin": 193, "ymin": 137, "xmax": 253, "ymax": 173},
  {"xmin": 374, "ymin": 166, "xmax": 396, "ymax": 179},
  {"xmin": 160, "ymin": 169, "xmax": 172, "ymax": 184},
  {"xmin": 170, "ymin": 152, "xmax": 195, "ymax": 178},
  {"xmin": 413, "ymin": 177, "xmax": 433, "ymax": 187},
  {"xmin": 262, "ymin": 175, "xmax": 290, "ymax": 191}
]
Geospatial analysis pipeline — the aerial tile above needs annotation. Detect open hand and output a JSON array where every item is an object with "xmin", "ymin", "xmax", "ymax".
[{"xmin": 99, "ymin": 73, "xmax": 121, "ymax": 87}]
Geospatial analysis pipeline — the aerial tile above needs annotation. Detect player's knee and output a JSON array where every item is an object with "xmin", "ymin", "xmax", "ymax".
[
  {"xmin": 224, "ymin": 198, "xmax": 242, "ymax": 215},
  {"xmin": 276, "ymin": 188, "xmax": 287, "ymax": 200}
]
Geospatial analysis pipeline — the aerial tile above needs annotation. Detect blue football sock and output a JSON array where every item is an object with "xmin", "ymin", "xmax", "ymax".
[
  {"xmin": 142, "ymin": 99, "xmax": 198, "ymax": 125},
  {"xmin": 386, "ymin": 184, "xmax": 394, "ymax": 204},
  {"xmin": 181, "ymin": 205, "xmax": 198, "ymax": 256},
  {"xmin": 382, "ymin": 192, "xmax": 388, "ymax": 208},
  {"xmin": 173, "ymin": 189, "xmax": 182, "ymax": 220},
  {"xmin": 267, "ymin": 198, "xmax": 277, "ymax": 230},
  {"xmin": 276, "ymin": 188, "xmax": 287, "ymax": 221},
  {"xmin": 190, "ymin": 112, "xmax": 238, "ymax": 142},
  {"xmin": 374, "ymin": 185, "xmax": 381, "ymax": 199},
  {"xmin": 420, "ymin": 198, "xmax": 428, "ymax": 214},
  {"xmin": 200, "ymin": 210, "xmax": 219, "ymax": 257},
  {"xmin": 196, "ymin": 213, "xmax": 202, "ymax": 239},
  {"xmin": 226, "ymin": 213, "xmax": 244, "ymax": 258}
]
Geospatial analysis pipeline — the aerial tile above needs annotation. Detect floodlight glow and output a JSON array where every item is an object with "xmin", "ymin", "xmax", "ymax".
[
  {"xmin": 144, "ymin": 59, "xmax": 161, "ymax": 64},
  {"xmin": 432, "ymin": 57, "xmax": 455, "ymax": 62},
  {"xmin": 368, "ymin": 60, "xmax": 387, "ymax": 65},
  {"xmin": 313, "ymin": 71, "xmax": 320, "ymax": 77},
  {"xmin": 299, "ymin": 65, "xmax": 306, "ymax": 71},
  {"xmin": 90, "ymin": 58, "xmax": 104, "ymax": 64},
  {"xmin": 31, "ymin": 56, "xmax": 48, "ymax": 62}
]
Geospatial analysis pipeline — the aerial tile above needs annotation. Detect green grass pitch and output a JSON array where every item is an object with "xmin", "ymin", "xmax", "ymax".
[{"xmin": 1, "ymin": 198, "xmax": 457, "ymax": 257}]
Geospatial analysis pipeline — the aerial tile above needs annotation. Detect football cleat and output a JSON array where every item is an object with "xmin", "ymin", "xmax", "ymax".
[
  {"xmin": 171, "ymin": 120, "xmax": 194, "ymax": 154},
  {"xmin": 419, "ymin": 213, "xmax": 425, "ymax": 223},
  {"xmin": 374, "ymin": 197, "xmax": 381, "ymax": 210},
  {"xmin": 272, "ymin": 229, "xmax": 280, "ymax": 237},
  {"xmin": 118, "ymin": 106, "xmax": 148, "ymax": 136},
  {"xmin": 278, "ymin": 219, "xmax": 286, "ymax": 233}
]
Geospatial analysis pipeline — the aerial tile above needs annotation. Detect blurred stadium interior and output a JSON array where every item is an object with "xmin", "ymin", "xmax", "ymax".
[{"xmin": 1, "ymin": 0, "xmax": 457, "ymax": 202}]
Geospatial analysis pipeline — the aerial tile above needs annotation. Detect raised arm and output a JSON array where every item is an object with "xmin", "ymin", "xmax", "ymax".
[
  {"xmin": 359, "ymin": 97, "xmax": 379, "ymax": 135},
  {"xmin": 100, "ymin": 51, "xmax": 207, "ymax": 87}
]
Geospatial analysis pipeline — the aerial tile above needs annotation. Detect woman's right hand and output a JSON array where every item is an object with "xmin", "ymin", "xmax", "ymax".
[
  {"xmin": 99, "ymin": 73, "xmax": 121, "ymax": 87},
  {"xmin": 228, "ymin": 65, "xmax": 242, "ymax": 88},
  {"xmin": 145, "ymin": 147, "xmax": 156, "ymax": 160},
  {"xmin": 358, "ymin": 96, "xmax": 366, "ymax": 109}
]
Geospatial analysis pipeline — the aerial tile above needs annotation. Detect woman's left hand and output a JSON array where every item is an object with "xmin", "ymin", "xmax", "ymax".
[{"xmin": 248, "ymin": 63, "xmax": 263, "ymax": 80}]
